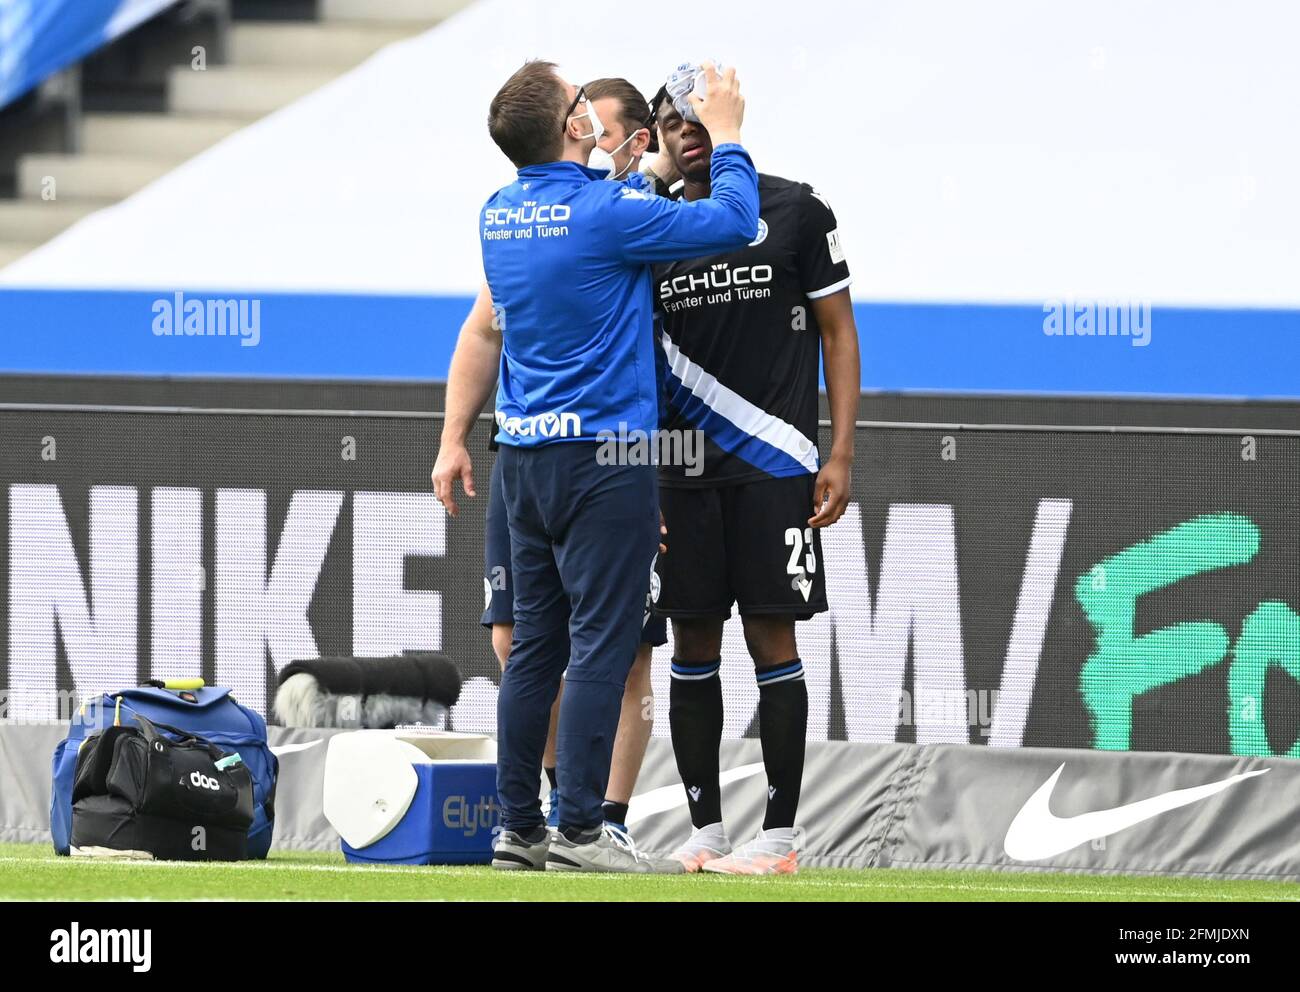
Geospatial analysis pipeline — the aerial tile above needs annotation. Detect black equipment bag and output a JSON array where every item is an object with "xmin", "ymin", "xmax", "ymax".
[{"xmin": 70, "ymin": 714, "xmax": 256, "ymax": 861}]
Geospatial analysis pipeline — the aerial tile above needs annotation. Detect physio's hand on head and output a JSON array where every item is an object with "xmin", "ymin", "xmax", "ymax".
[
  {"xmin": 431, "ymin": 442, "xmax": 475, "ymax": 517},
  {"xmin": 689, "ymin": 62, "xmax": 744, "ymax": 148}
]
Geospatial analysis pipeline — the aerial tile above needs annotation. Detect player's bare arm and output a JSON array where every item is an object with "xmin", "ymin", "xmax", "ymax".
[
  {"xmin": 809, "ymin": 288, "xmax": 859, "ymax": 528},
  {"xmin": 432, "ymin": 282, "xmax": 500, "ymax": 516},
  {"xmin": 641, "ymin": 147, "xmax": 680, "ymax": 191}
]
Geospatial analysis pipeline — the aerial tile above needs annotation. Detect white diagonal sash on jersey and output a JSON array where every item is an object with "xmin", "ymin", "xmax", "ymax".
[{"xmin": 660, "ymin": 332, "xmax": 820, "ymax": 475}]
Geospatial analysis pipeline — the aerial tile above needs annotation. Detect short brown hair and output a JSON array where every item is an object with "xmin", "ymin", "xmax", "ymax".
[
  {"xmin": 488, "ymin": 60, "xmax": 568, "ymax": 168},
  {"xmin": 584, "ymin": 77, "xmax": 652, "ymax": 141}
]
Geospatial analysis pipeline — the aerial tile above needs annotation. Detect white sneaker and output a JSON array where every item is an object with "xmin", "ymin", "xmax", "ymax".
[
  {"xmin": 700, "ymin": 827, "xmax": 799, "ymax": 875},
  {"xmin": 546, "ymin": 822, "xmax": 684, "ymax": 874},
  {"xmin": 491, "ymin": 828, "xmax": 550, "ymax": 871},
  {"xmin": 670, "ymin": 822, "xmax": 732, "ymax": 873}
]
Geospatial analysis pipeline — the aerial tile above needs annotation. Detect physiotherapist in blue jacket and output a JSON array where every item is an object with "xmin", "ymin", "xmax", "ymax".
[{"xmin": 434, "ymin": 59, "xmax": 758, "ymax": 873}]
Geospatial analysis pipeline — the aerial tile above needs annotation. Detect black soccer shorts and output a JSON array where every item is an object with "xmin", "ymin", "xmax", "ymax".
[{"xmin": 654, "ymin": 473, "xmax": 828, "ymax": 621}]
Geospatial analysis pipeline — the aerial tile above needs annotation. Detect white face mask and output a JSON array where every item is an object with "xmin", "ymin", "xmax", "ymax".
[
  {"xmin": 587, "ymin": 129, "xmax": 640, "ymax": 180},
  {"xmin": 569, "ymin": 100, "xmax": 605, "ymax": 144}
]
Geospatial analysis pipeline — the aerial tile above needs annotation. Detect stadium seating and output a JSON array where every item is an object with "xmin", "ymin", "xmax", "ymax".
[{"xmin": 0, "ymin": 0, "xmax": 468, "ymax": 268}]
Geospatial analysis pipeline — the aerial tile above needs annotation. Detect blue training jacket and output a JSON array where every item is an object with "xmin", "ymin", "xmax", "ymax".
[{"xmin": 480, "ymin": 144, "xmax": 760, "ymax": 447}]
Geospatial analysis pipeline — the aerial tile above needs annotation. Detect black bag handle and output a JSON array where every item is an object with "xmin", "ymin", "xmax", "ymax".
[{"xmin": 131, "ymin": 713, "xmax": 225, "ymax": 760}]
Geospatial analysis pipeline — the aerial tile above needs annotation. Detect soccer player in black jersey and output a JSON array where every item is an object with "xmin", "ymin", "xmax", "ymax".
[{"xmin": 650, "ymin": 67, "xmax": 861, "ymax": 874}]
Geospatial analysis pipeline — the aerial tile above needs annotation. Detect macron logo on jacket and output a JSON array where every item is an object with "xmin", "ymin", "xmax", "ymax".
[{"xmin": 496, "ymin": 409, "xmax": 582, "ymax": 439}]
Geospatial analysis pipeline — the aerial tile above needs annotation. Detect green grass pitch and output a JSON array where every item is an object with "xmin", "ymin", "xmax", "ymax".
[{"xmin": 0, "ymin": 843, "xmax": 1296, "ymax": 901}]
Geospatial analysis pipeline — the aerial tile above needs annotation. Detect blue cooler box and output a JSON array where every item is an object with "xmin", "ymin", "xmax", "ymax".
[
  {"xmin": 342, "ymin": 762, "xmax": 499, "ymax": 865},
  {"xmin": 324, "ymin": 731, "xmax": 500, "ymax": 866}
]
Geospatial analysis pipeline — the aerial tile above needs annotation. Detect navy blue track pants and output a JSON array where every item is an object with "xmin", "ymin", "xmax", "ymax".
[{"xmin": 494, "ymin": 441, "xmax": 658, "ymax": 832}]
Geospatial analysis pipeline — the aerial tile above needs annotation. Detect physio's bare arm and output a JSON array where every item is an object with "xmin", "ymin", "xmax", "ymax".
[{"xmin": 431, "ymin": 283, "xmax": 500, "ymax": 516}]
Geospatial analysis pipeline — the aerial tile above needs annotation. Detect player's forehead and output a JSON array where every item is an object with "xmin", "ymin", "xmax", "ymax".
[{"xmin": 656, "ymin": 100, "xmax": 682, "ymax": 127}]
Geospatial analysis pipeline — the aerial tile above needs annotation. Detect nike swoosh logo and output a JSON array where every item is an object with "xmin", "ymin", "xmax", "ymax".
[
  {"xmin": 625, "ymin": 763, "xmax": 765, "ymax": 826},
  {"xmin": 1004, "ymin": 762, "xmax": 1269, "ymax": 861},
  {"xmin": 270, "ymin": 740, "xmax": 322, "ymax": 757}
]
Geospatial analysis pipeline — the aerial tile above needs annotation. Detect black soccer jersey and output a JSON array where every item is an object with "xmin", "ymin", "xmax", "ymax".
[{"xmin": 653, "ymin": 174, "xmax": 851, "ymax": 487}]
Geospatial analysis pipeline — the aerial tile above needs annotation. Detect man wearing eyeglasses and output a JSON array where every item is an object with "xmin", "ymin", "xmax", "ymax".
[
  {"xmin": 434, "ymin": 60, "xmax": 757, "ymax": 873},
  {"xmin": 438, "ymin": 77, "xmax": 674, "ymax": 850}
]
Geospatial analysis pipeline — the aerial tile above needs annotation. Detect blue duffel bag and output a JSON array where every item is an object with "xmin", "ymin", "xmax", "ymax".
[{"xmin": 51, "ymin": 684, "xmax": 278, "ymax": 858}]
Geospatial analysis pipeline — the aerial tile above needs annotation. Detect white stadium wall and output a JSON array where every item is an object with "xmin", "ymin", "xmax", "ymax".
[{"xmin": 2, "ymin": 0, "xmax": 1298, "ymax": 307}]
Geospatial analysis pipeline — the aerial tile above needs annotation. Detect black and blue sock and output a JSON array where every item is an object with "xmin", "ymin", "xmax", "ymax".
[
  {"xmin": 756, "ymin": 659, "xmax": 807, "ymax": 830},
  {"xmin": 668, "ymin": 658, "xmax": 724, "ymax": 829}
]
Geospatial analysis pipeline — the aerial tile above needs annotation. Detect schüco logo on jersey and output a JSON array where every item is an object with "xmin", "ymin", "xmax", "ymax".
[
  {"xmin": 483, "ymin": 203, "xmax": 572, "ymax": 225},
  {"xmin": 496, "ymin": 409, "xmax": 582, "ymax": 439},
  {"xmin": 659, "ymin": 261, "xmax": 774, "ymax": 303}
]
